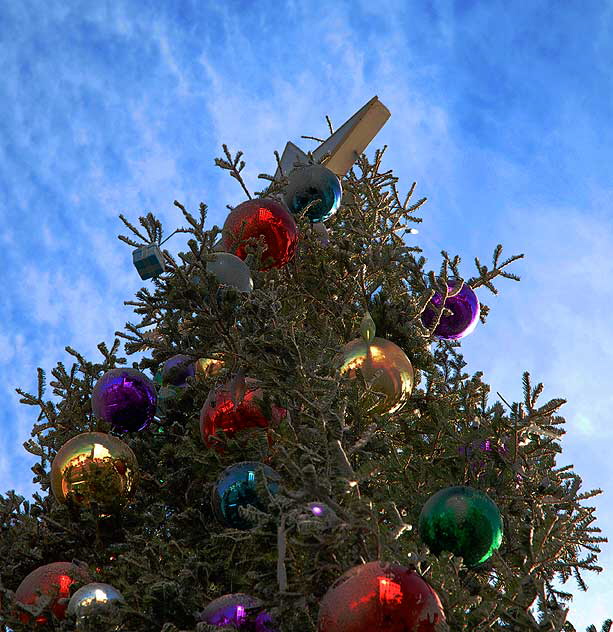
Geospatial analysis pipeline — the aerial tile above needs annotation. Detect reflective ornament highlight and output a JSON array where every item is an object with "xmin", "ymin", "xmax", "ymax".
[
  {"xmin": 421, "ymin": 278, "xmax": 480, "ymax": 340},
  {"xmin": 67, "ymin": 582, "xmax": 125, "ymax": 631},
  {"xmin": 207, "ymin": 252, "xmax": 254, "ymax": 292},
  {"xmin": 339, "ymin": 336, "xmax": 414, "ymax": 415},
  {"xmin": 418, "ymin": 485, "xmax": 503, "ymax": 567},
  {"xmin": 162, "ymin": 354, "xmax": 195, "ymax": 388},
  {"xmin": 221, "ymin": 198, "xmax": 299, "ymax": 270},
  {"xmin": 318, "ymin": 561, "xmax": 445, "ymax": 632},
  {"xmin": 15, "ymin": 562, "xmax": 92, "ymax": 624},
  {"xmin": 92, "ymin": 368, "xmax": 157, "ymax": 433},
  {"xmin": 200, "ymin": 377, "xmax": 286, "ymax": 453},
  {"xmin": 212, "ymin": 461, "xmax": 281, "ymax": 530},
  {"xmin": 198, "ymin": 593, "xmax": 276, "ymax": 631},
  {"xmin": 283, "ymin": 163, "xmax": 342, "ymax": 223},
  {"xmin": 50, "ymin": 432, "xmax": 138, "ymax": 510}
]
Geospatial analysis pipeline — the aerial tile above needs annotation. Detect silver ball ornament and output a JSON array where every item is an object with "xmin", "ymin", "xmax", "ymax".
[{"xmin": 67, "ymin": 582, "xmax": 125, "ymax": 631}]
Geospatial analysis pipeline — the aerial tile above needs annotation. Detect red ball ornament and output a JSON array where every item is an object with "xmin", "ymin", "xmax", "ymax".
[
  {"xmin": 200, "ymin": 376, "xmax": 287, "ymax": 453},
  {"xmin": 318, "ymin": 561, "xmax": 445, "ymax": 632},
  {"xmin": 221, "ymin": 198, "xmax": 298, "ymax": 270},
  {"xmin": 14, "ymin": 562, "xmax": 92, "ymax": 624}
]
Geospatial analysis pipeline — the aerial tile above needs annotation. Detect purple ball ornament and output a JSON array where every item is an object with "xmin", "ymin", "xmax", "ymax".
[
  {"xmin": 421, "ymin": 278, "xmax": 480, "ymax": 340},
  {"xmin": 161, "ymin": 354, "xmax": 196, "ymax": 388},
  {"xmin": 92, "ymin": 368, "xmax": 157, "ymax": 433},
  {"xmin": 459, "ymin": 437, "xmax": 510, "ymax": 479},
  {"xmin": 198, "ymin": 593, "xmax": 276, "ymax": 631}
]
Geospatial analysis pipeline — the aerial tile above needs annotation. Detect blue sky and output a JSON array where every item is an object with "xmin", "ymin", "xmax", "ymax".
[{"xmin": 1, "ymin": 0, "xmax": 612, "ymax": 627}]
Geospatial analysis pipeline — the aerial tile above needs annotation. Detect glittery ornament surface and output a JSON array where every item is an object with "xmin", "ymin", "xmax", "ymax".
[
  {"xmin": 317, "ymin": 561, "xmax": 445, "ymax": 632},
  {"xmin": 67, "ymin": 582, "xmax": 125, "ymax": 631},
  {"xmin": 200, "ymin": 377, "xmax": 286, "ymax": 452},
  {"xmin": 50, "ymin": 432, "xmax": 138, "ymax": 510},
  {"xmin": 339, "ymin": 337, "xmax": 414, "ymax": 414},
  {"xmin": 207, "ymin": 252, "xmax": 254, "ymax": 292},
  {"xmin": 283, "ymin": 164, "xmax": 342, "ymax": 223},
  {"xmin": 421, "ymin": 279, "xmax": 480, "ymax": 340},
  {"xmin": 221, "ymin": 198, "xmax": 298, "ymax": 270},
  {"xmin": 162, "ymin": 354, "xmax": 196, "ymax": 387},
  {"xmin": 92, "ymin": 368, "xmax": 157, "ymax": 432},
  {"xmin": 15, "ymin": 562, "xmax": 92, "ymax": 624},
  {"xmin": 212, "ymin": 461, "xmax": 281, "ymax": 530},
  {"xmin": 199, "ymin": 593, "xmax": 276, "ymax": 631},
  {"xmin": 418, "ymin": 485, "xmax": 503, "ymax": 567}
]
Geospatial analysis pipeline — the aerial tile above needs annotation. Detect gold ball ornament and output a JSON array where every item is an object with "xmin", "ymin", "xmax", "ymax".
[
  {"xmin": 195, "ymin": 356, "xmax": 224, "ymax": 380},
  {"xmin": 50, "ymin": 432, "xmax": 139, "ymax": 510},
  {"xmin": 339, "ymin": 314, "xmax": 414, "ymax": 415}
]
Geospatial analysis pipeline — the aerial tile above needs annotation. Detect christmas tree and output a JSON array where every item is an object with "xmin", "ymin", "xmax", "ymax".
[{"xmin": 0, "ymin": 97, "xmax": 609, "ymax": 632}]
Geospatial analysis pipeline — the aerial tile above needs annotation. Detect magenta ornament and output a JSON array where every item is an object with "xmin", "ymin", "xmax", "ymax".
[
  {"xmin": 421, "ymin": 278, "xmax": 480, "ymax": 340},
  {"xmin": 92, "ymin": 368, "xmax": 157, "ymax": 433}
]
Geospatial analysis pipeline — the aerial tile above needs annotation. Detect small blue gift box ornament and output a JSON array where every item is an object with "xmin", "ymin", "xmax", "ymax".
[{"xmin": 133, "ymin": 244, "xmax": 165, "ymax": 280}]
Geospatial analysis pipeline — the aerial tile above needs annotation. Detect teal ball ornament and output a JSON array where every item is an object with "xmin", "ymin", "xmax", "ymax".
[
  {"xmin": 283, "ymin": 163, "xmax": 342, "ymax": 223},
  {"xmin": 212, "ymin": 461, "xmax": 281, "ymax": 530},
  {"xmin": 418, "ymin": 485, "xmax": 503, "ymax": 567}
]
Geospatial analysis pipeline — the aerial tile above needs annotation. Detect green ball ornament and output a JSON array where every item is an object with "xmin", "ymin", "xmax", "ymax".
[{"xmin": 418, "ymin": 485, "xmax": 503, "ymax": 567}]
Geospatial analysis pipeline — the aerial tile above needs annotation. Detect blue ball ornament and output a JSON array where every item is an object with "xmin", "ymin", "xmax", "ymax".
[{"xmin": 283, "ymin": 164, "xmax": 342, "ymax": 223}]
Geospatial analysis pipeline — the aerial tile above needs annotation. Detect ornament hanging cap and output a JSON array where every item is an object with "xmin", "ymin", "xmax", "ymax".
[{"xmin": 360, "ymin": 311, "xmax": 376, "ymax": 343}]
